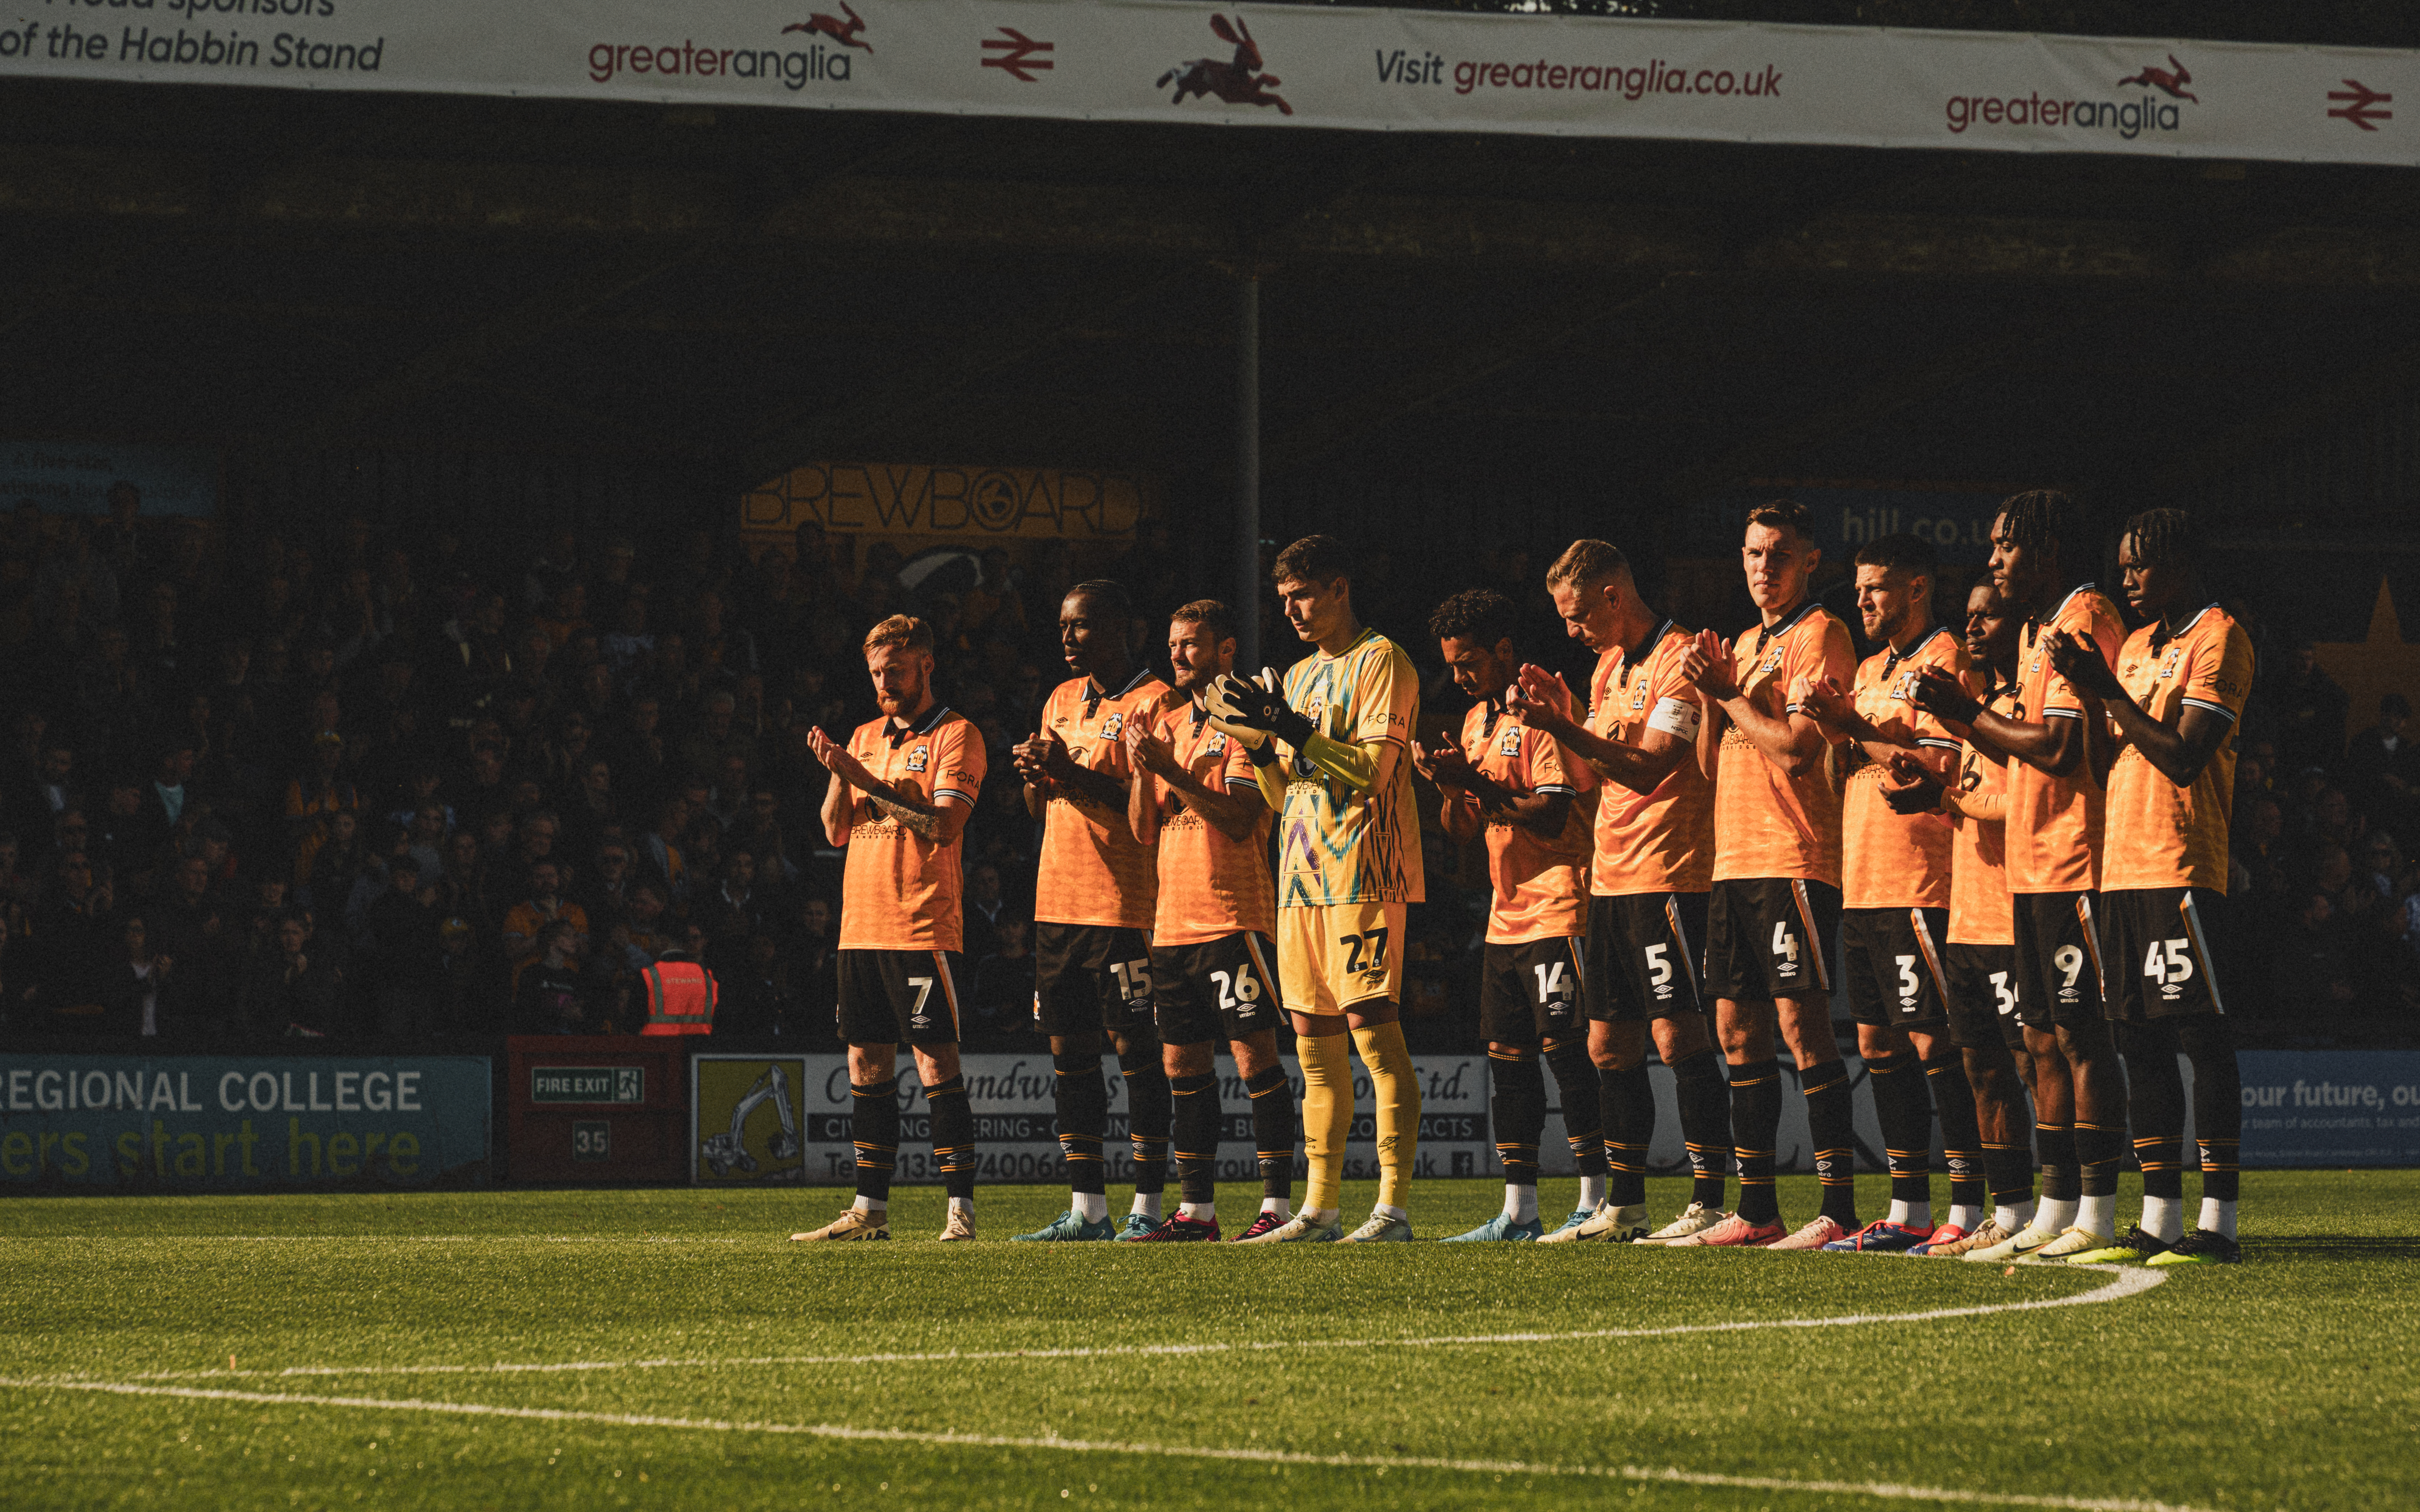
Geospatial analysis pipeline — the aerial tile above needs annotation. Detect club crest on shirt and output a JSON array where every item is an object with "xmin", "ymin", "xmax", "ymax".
[
  {"xmin": 1496, "ymin": 725, "xmax": 1524, "ymax": 758},
  {"xmin": 1102, "ymin": 713, "xmax": 1126, "ymax": 739},
  {"xmin": 1205, "ymin": 731, "xmax": 1227, "ymax": 756},
  {"xmin": 905, "ymin": 746, "xmax": 929, "ymax": 772}
]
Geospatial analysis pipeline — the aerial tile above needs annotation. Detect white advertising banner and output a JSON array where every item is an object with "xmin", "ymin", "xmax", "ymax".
[{"xmin": 0, "ymin": 1, "xmax": 2411, "ymax": 167}]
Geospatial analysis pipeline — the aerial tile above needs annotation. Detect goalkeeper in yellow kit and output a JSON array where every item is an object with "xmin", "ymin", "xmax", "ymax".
[{"xmin": 1211, "ymin": 535, "xmax": 1426, "ymax": 1243}]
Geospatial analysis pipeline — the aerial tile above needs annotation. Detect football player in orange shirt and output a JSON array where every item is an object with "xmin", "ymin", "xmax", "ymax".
[
  {"xmin": 2046, "ymin": 509, "xmax": 2255, "ymax": 1267},
  {"xmin": 1412, "ymin": 588, "xmax": 1606, "ymax": 1241},
  {"xmin": 1678, "ymin": 500, "xmax": 1861, "ymax": 1249},
  {"xmin": 1794, "ymin": 534, "xmax": 1988, "ymax": 1251},
  {"xmin": 1009, "ymin": 580, "xmax": 1174, "ymax": 1243},
  {"xmin": 1511, "ymin": 539, "xmax": 1735, "ymax": 1246},
  {"xmin": 791, "ymin": 615, "xmax": 987, "ymax": 1244},
  {"xmin": 1120, "ymin": 599, "xmax": 1297, "ymax": 1242},
  {"xmin": 1912, "ymin": 490, "xmax": 2131, "ymax": 1262}
]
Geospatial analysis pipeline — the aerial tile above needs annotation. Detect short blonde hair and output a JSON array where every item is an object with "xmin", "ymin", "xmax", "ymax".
[
  {"xmin": 1544, "ymin": 538, "xmax": 1631, "ymax": 591},
  {"xmin": 862, "ymin": 614, "xmax": 934, "ymax": 656}
]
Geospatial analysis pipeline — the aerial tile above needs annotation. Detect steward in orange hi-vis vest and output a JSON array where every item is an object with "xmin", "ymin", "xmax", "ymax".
[{"xmin": 640, "ymin": 959, "xmax": 717, "ymax": 1035}]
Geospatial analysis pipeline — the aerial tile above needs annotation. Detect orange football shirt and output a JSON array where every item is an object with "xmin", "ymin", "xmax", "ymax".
[
  {"xmin": 1710, "ymin": 602, "xmax": 1856, "ymax": 886},
  {"xmin": 1149, "ymin": 701, "xmax": 1277, "ymax": 946},
  {"xmin": 2006, "ymin": 585, "xmax": 2125, "ymax": 894},
  {"xmin": 837, "ymin": 705, "xmax": 987, "ymax": 951},
  {"xmin": 1586, "ymin": 623, "xmax": 1714, "ymax": 897},
  {"xmin": 1947, "ymin": 684, "xmax": 2020, "ymax": 947},
  {"xmin": 1460, "ymin": 703, "xmax": 1591, "ymax": 944},
  {"xmin": 1034, "ymin": 669, "xmax": 1168, "ymax": 929},
  {"xmin": 1841, "ymin": 627, "xmax": 1968, "ymax": 910},
  {"xmin": 2101, "ymin": 606, "xmax": 2255, "ymax": 894}
]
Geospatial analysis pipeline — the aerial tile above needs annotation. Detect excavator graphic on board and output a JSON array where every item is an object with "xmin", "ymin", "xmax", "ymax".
[{"xmin": 701, "ymin": 1063, "xmax": 804, "ymax": 1179}]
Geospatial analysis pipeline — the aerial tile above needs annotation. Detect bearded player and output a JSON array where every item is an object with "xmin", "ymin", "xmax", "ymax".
[
  {"xmin": 1121, "ymin": 599, "xmax": 1299, "ymax": 1242},
  {"xmin": 1508, "ymin": 539, "xmax": 1734, "ymax": 1245},
  {"xmin": 1413, "ymin": 588, "xmax": 1604, "ymax": 1242},
  {"xmin": 792, "ymin": 615, "xmax": 986, "ymax": 1243},
  {"xmin": 1011, "ymin": 580, "xmax": 1174, "ymax": 1243},
  {"xmin": 1795, "ymin": 534, "xmax": 1987, "ymax": 1251},
  {"xmin": 1215, "ymin": 535, "xmax": 1426, "ymax": 1245},
  {"xmin": 2047, "ymin": 509, "xmax": 2253, "ymax": 1267}
]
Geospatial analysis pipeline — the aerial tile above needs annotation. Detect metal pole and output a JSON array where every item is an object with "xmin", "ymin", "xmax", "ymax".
[{"xmin": 1235, "ymin": 272, "xmax": 1261, "ymax": 672}]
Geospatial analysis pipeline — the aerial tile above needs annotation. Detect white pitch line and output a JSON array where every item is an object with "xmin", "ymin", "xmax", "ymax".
[
  {"xmin": 129, "ymin": 1264, "xmax": 2164, "ymax": 1381},
  {"xmin": 0, "ymin": 1374, "xmax": 2214, "ymax": 1512}
]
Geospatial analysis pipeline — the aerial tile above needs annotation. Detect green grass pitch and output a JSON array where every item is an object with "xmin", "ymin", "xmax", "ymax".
[{"xmin": 2, "ymin": 1172, "xmax": 2413, "ymax": 1511}]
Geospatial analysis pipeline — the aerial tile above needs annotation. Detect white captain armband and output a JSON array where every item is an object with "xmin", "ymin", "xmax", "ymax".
[{"xmin": 1645, "ymin": 696, "xmax": 1702, "ymax": 741}]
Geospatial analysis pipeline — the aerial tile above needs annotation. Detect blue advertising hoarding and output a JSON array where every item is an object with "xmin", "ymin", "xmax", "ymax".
[
  {"xmin": 2236, "ymin": 1051, "xmax": 2420, "ymax": 1167},
  {"xmin": 0, "ymin": 1055, "xmax": 490, "ymax": 1190}
]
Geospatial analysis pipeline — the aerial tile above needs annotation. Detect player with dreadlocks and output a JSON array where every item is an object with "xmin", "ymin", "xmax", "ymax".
[
  {"xmin": 2044, "ymin": 508, "xmax": 2254, "ymax": 1266},
  {"xmin": 1912, "ymin": 489, "xmax": 2131, "ymax": 1263}
]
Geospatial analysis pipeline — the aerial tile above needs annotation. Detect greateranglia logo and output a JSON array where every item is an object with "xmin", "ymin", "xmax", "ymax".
[
  {"xmin": 1157, "ymin": 13, "xmax": 1291, "ymax": 117},
  {"xmin": 586, "ymin": 7, "xmax": 867, "ymax": 89},
  {"xmin": 1945, "ymin": 54, "xmax": 2200, "ymax": 140}
]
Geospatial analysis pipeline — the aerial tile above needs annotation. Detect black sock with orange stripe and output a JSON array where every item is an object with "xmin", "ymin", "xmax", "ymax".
[
  {"xmin": 1170, "ymin": 1071, "xmax": 1219, "ymax": 1207},
  {"xmin": 1545, "ymin": 1040, "xmax": 1609, "ymax": 1186},
  {"xmin": 1490, "ymin": 1049, "xmax": 1545, "ymax": 1189},
  {"xmin": 2179, "ymin": 1016, "xmax": 2242, "ymax": 1204},
  {"xmin": 2036, "ymin": 1122, "xmax": 2079, "ymax": 1203},
  {"xmin": 1801, "ymin": 1060, "xmax": 1859, "ymax": 1226},
  {"xmin": 1054, "ymin": 1052, "xmax": 1108, "ymax": 1197},
  {"xmin": 1120, "ymin": 1047, "xmax": 1170, "ymax": 1198},
  {"xmin": 1672, "ymin": 1050, "xmax": 1733, "ymax": 1209},
  {"xmin": 1598, "ymin": 1062, "xmax": 1652, "ymax": 1207},
  {"xmin": 926, "ymin": 1074, "xmax": 976, "ymax": 1200},
  {"xmin": 1245, "ymin": 1065, "xmax": 1295, "ymax": 1201},
  {"xmin": 1921, "ymin": 1051, "xmax": 1984, "ymax": 1216},
  {"xmin": 851, "ymin": 1076, "xmax": 900, "ymax": 1204},
  {"xmin": 1729, "ymin": 1057, "xmax": 1782, "ymax": 1225},
  {"xmin": 1863, "ymin": 1051, "xmax": 1933, "ymax": 1209}
]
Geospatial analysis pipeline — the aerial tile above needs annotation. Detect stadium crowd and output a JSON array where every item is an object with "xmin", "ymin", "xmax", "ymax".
[{"xmin": 0, "ymin": 484, "xmax": 2409, "ymax": 1050}]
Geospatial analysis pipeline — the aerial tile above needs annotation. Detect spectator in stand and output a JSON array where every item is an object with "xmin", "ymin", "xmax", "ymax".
[
  {"xmin": 777, "ymin": 892, "xmax": 838, "ymax": 1029},
  {"xmin": 513, "ymin": 917, "xmax": 590, "ymax": 1034},
  {"xmin": 2345, "ymin": 693, "xmax": 2417, "ymax": 842},
  {"xmin": 2270, "ymin": 891, "xmax": 2357, "ymax": 1020},
  {"xmin": 713, "ymin": 933, "xmax": 796, "ymax": 1039},
  {"xmin": 360, "ymin": 854, "xmax": 439, "ymax": 1039},
  {"xmin": 100, "ymin": 914, "xmax": 176, "ymax": 1042},
  {"xmin": 968, "ymin": 912, "xmax": 1036, "ymax": 1048},
  {"xmin": 28, "ymin": 851, "xmax": 115, "ymax": 1028},
  {"xmin": 150, "ymin": 853, "xmax": 230, "ymax": 1031},
  {"xmin": 240, "ymin": 910, "xmax": 343, "ymax": 1038},
  {"xmin": 501, "ymin": 859, "xmax": 588, "ymax": 990},
  {"xmin": 963, "ymin": 860, "xmax": 1007, "ymax": 963},
  {"xmin": 2271, "ymin": 639, "xmax": 2349, "ymax": 777}
]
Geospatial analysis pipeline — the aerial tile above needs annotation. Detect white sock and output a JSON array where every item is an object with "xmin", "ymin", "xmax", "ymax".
[
  {"xmin": 1373, "ymin": 1203, "xmax": 1407, "ymax": 1222},
  {"xmin": 1072, "ymin": 1192, "xmax": 1109, "ymax": 1223},
  {"xmin": 2142, "ymin": 1195, "xmax": 2186, "ymax": 1244},
  {"xmin": 1887, "ymin": 1199, "xmax": 1918, "ymax": 1226},
  {"xmin": 2199, "ymin": 1197, "xmax": 2238, "ymax": 1240},
  {"xmin": 1996, "ymin": 1199, "xmax": 2036, "ymax": 1233},
  {"xmin": 1578, "ymin": 1176, "xmax": 1607, "ymax": 1211},
  {"xmin": 1503, "ymin": 1185, "xmax": 1539, "ymax": 1224},
  {"xmin": 948, "ymin": 1196, "xmax": 973, "ymax": 1215},
  {"xmin": 1178, "ymin": 1201, "xmax": 1214, "ymax": 1221},
  {"xmin": 1260, "ymin": 1196, "xmax": 1291, "ymax": 1218},
  {"xmin": 2076, "ymin": 1193, "xmax": 2115, "ymax": 1237},
  {"xmin": 1131, "ymin": 1192, "xmax": 1163, "ymax": 1220},
  {"xmin": 851, "ymin": 1196, "xmax": 886, "ymax": 1215},
  {"xmin": 2036, "ymin": 1196, "xmax": 2078, "ymax": 1234},
  {"xmin": 1946, "ymin": 1203, "xmax": 1983, "ymax": 1233}
]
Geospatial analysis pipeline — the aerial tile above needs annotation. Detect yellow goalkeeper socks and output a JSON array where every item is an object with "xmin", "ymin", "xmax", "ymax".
[
  {"xmin": 1352, "ymin": 1019, "xmax": 1421, "ymax": 1214},
  {"xmin": 1296, "ymin": 1028, "xmax": 1352, "ymax": 1219}
]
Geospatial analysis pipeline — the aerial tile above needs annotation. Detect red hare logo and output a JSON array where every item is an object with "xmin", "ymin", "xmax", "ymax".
[
  {"xmin": 2116, "ymin": 54, "xmax": 2197, "ymax": 102},
  {"xmin": 1157, "ymin": 14, "xmax": 1292, "ymax": 116},
  {"xmin": 784, "ymin": 3, "xmax": 870, "ymax": 54}
]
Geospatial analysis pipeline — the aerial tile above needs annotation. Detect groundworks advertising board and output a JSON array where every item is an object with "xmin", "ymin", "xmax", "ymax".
[
  {"xmin": 0, "ymin": 1, "xmax": 2412, "ymax": 167},
  {"xmin": 0, "ymin": 1054, "xmax": 491, "ymax": 1190}
]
